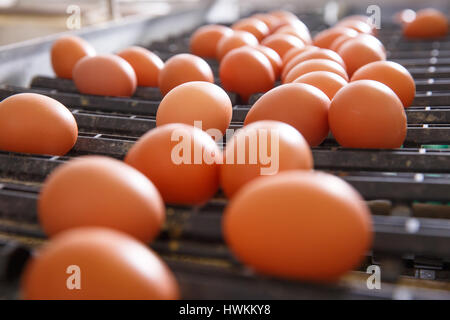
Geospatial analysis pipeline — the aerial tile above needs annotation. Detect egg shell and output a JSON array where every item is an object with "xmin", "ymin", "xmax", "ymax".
[
  {"xmin": 251, "ymin": 13, "xmax": 282, "ymax": 32},
  {"xmin": 190, "ymin": 24, "xmax": 233, "ymax": 58},
  {"xmin": 282, "ymin": 48, "xmax": 346, "ymax": 81},
  {"xmin": 156, "ymin": 81, "xmax": 232, "ymax": 136},
  {"xmin": 293, "ymin": 71, "xmax": 348, "ymax": 100},
  {"xmin": 252, "ymin": 45, "xmax": 282, "ymax": 79},
  {"xmin": 117, "ymin": 46, "xmax": 164, "ymax": 87},
  {"xmin": 351, "ymin": 61, "xmax": 416, "ymax": 108},
  {"xmin": 336, "ymin": 20, "xmax": 373, "ymax": 34},
  {"xmin": 223, "ymin": 170, "xmax": 372, "ymax": 282},
  {"xmin": 51, "ymin": 36, "xmax": 96, "ymax": 79},
  {"xmin": 403, "ymin": 8, "xmax": 448, "ymax": 38},
  {"xmin": 313, "ymin": 27, "xmax": 358, "ymax": 49},
  {"xmin": 219, "ymin": 46, "xmax": 275, "ymax": 103},
  {"xmin": 216, "ymin": 30, "xmax": 259, "ymax": 61},
  {"xmin": 284, "ymin": 58, "xmax": 349, "ymax": 83},
  {"xmin": 232, "ymin": 18, "xmax": 270, "ymax": 41},
  {"xmin": 273, "ymin": 25, "xmax": 312, "ymax": 45},
  {"xmin": 21, "ymin": 227, "xmax": 179, "ymax": 300},
  {"xmin": 261, "ymin": 33, "xmax": 305, "ymax": 59},
  {"xmin": 125, "ymin": 124, "xmax": 222, "ymax": 205},
  {"xmin": 72, "ymin": 54, "xmax": 137, "ymax": 97},
  {"xmin": 282, "ymin": 45, "xmax": 318, "ymax": 67},
  {"xmin": 158, "ymin": 53, "xmax": 214, "ymax": 96},
  {"xmin": 244, "ymin": 83, "xmax": 330, "ymax": 146},
  {"xmin": 0, "ymin": 93, "xmax": 77, "ymax": 156},
  {"xmin": 337, "ymin": 38, "xmax": 386, "ymax": 76},
  {"xmin": 38, "ymin": 156, "xmax": 165, "ymax": 243},
  {"xmin": 220, "ymin": 120, "xmax": 313, "ymax": 198},
  {"xmin": 329, "ymin": 80, "xmax": 407, "ymax": 148}
]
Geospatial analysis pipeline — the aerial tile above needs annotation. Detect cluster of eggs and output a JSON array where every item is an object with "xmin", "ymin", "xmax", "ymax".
[{"xmin": 0, "ymin": 8, "xmax": 446, "ymax": 300}]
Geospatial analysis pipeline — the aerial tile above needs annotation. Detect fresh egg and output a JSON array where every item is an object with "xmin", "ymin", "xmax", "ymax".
[
  {"xmin": 284, "ymin": 59, "xmax": 349, "ymax": 83},
  {"xmin": 269, "ymin": 10, "xmax": 299, "ymax": 22},
  {"xmin": 293, "ymin": 71, "xmax": 348, "ymax": 100},
  {"xmin": 223, "ymin": 170, "xmax": 372, "ymax": 282},
  {"xmin": 252, "ymin": 45, "xmax": 282, "ymax": 79},
  {"xmin": 336, "ymin": 19, "xmax": 373, "ymax": 34},
  {"xmin": 251, "ymin": 13, "xmax": 282, "ymax": 32},
  {"xmin": 340, "ymin": 15, "xmax": 377, "ymax": 34},
  {"xmin": 244, "ymin": 83, "xmax": 330, "ymax": 146},
  {"xmin": 51, "ymin": 36, "xmax": 95, "ymax": 79},
  {"xmin": 351, "ymin": 61, "xmax": 416, "ymax": 108},
  {"xmin": 21, "ymin": 227, "xmax": 179, "ymax": 300},
  {"xmin": 38, "ymin": 156, "xmax": 165, "ymax": 243},
  {"xmin": 329, "ymin": 33, "xmax": 357, "ymax": 52},
  {"xmin": 190, "ymin": 24, "xmax": 233, "ymax": 58},
  {"xmin": 221, "ymin": 120, "xmax": 313, "ymax": 198},
  {"xmin": 158, "ymin": 53, "xmax": 214, "ymax": 96},
  {"xmin": 313, "ymin": 27, "xmax": 358, "ymax": 49},
  {"xmin": 0, "ymin": 93, "xmax": 77, "ymax": 156},
  {"xmin": 282, "ymin": 46, "xmax": 317, "ymax": 67},
  {"xmin": 337, "ymin": 38, "xmax": 386, "ymax": 76},
  {"xmin": 273, "ymin": 25, "xmax": 312, "ymax": 45},
  {"xmin": 125, "ymin": 124, "xmax": 222, "ymax": 205},
  {"xmin": 216, "ymin": 30, "xmax": 259, "ymax": 61},
  {"xmin": 403, "ymin": 8, "xmax": 448, "ymax": 38},
  {"xmin": 261, "ymin": 33, "xmax": 305, "ymax": 59},
  {"xmin": 117, "ymin": 46, "xmax": 164, "ymax": 87},
  {"xmin": 281, "ymin": 48, "xmax": 346, "ymax": 81},
  {"xmin": 232, "ymin": 18, "xmax": 270, "ymax": 41},
  {"xmin": 329, "ymin": 80, "xmax": 407, "ymax": 148},
  {"xmin": 73, "ymin": 54, "xmax": 137, "ymax": 97},
  {"xmin": 219, "ymin": 46, "xmax": 275, "ymax": 103},
  {"xmin": 156, "ymin": 81, "xmax": 232, "ymax": 136}
]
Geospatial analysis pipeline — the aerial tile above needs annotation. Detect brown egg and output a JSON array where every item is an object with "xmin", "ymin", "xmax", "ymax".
[
  {"xmin": 38, "ymin": 156, "xmax": 165, "ymax": 243},
  {"xmin": 158, "ymin": 54, "xmax": 214, "ymax": 96},
  {"xmin": 337, "ymin": 38, "xmax": 386, "ymax": 76},
  {"xmin": 336, "ymin": 20, "xmax": 373, "ymax": 34},
  {"xmin": 190, "ymin": 24, "xmax": 233, "ymax": 58},
  {"xmin": 261, "ymin": 33, "xmax": 305, "ymax": 58},
  {"xmin": 232, "ymin": 18, "xmax": 270, "ymax": 41},
  {"xmin": 117, "ymin": 46, "xmax": 164, "ymax": 87},
  {"xmin": 252, "ymin": 45, "xmax": 282, "ymax": 79},
  {"xmin": 251, "ymin": 13, "xmax": 282, "ymax": 32},
  {"xmin": 125, "ymin": 124, "xmax": 222, "ymax": 205},
  {"xmin": 22, "ymin": 227, "xmax": 179, "ymax": 299},
  {"xmin": 313, "ymin": 27, "xmax": 358, "ymax": 49},
  {"xmin": 216, "ymin": 30, "xmax": 259, "ymax": 61},
  {"xmin": 51, "ymin": 36, "xmax": 96, "ymax": 79},
  {"xmin": 221, "ymin": 120, "xmax": 313, "ymax": 198},
  {"xmin": 329, "ymin": 34, "xmax": 357, "ymax": 52},
  {"xmin": 269, "ymin": 10, "xmax": 299, "ymax": 22},
  {"xmin": 223, "ymin": 171, "xmax": 372, "ymax": 281},
  {"xmin": 329, "ymin": 80, "xmax": 407, "ymax": 148},
  {"xmin": 282, "ymin": 46, "xmax": 318, "ymax": 67},
  {"xmin": 351, "ymin": 61, "xmax": 416, "ymax": 108},
  {"xmin": 274, "ymin": 25, "xmax": 312, "ymax": 45},
  {"xmin": 156, "ymin": 81, "xmax": 232, "ymax": 136},
  {"xmin": 244, "ymin": 83, "xmax": 330, "ymax": 146},
  {"xmin": 284, "ymin": 59, "xmax": 349, "ymax": 83},
  {"xmin": 220, "ymin": 46, "xmax": 275, "ymax": 102},
  {"xmin": 282, "ymin": 48, "xmax": 346, "ymax": 81},
  {"xmin": 403, "ymin": 8, "xmax": 448, "ymax": 38},
  {"xmin": 293, "ymin": 71, "xmax": 348, "ymax": 100},
  {"xmin": 0, "ymin": 93, "xmax": 77, "ymax": 156},
  {"xmin": 72, "ymin": 54, "xmax": 137, "ymax": 97}
]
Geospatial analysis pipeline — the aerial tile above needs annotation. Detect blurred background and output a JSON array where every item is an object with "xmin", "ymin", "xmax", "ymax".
[{"xmin": 0, "ymin": 0, "xmax": 448, "ymax": 46}]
